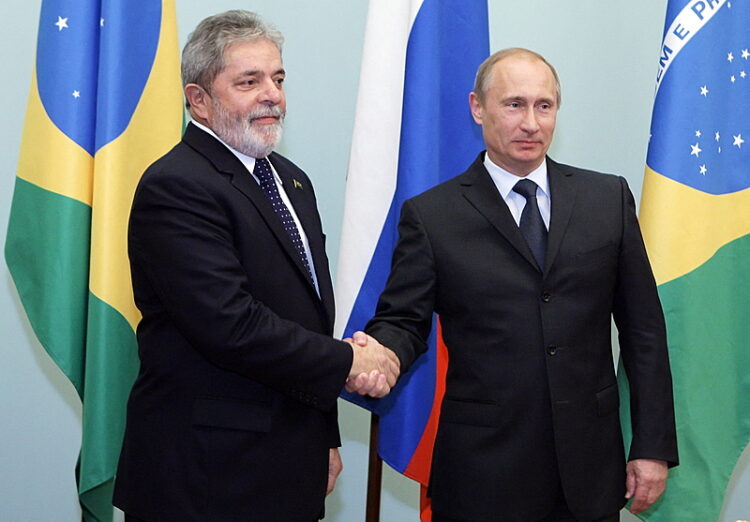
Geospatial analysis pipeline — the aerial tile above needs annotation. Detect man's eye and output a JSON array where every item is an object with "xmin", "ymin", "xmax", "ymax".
[{"xmin": 275, "ymin": 77, "xmax": 285, "ymax": 85}]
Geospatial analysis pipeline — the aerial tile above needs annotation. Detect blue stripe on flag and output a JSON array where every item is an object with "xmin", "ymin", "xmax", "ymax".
[{"xmin": 341, "ymin": 0, "xmax": 488, "ymax": 473}]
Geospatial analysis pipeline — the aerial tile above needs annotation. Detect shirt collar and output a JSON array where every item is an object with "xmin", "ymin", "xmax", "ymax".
[
  {"xmin": 483, "ymin": 153, "xmax": 549, "ymax": 200},
  {"xmin": 190, "ymin": 120, "xmax": 281, "ymax": 184}
]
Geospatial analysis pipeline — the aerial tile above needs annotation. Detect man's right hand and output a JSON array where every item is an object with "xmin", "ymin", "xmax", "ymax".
[{"xmin": 344, "ymin": 331, "xmax": 400, "ymax": 398}]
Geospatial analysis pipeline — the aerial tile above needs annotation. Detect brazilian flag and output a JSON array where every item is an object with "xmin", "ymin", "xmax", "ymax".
[
  {"xmin": 620, "ymin": 0, "xmax": 750, "ymax": 520},
  {"xmin": 4, "ymin": 1, "xmax": 182, "ymax": 520}
]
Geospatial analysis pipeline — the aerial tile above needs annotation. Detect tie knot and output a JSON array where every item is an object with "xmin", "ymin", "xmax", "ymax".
[
  {"xmin": 253, "ymin": 157, "xmax": 274, "ymax": 182},
  {"xmin": 513, "ymin": 178, "xmax": 538, "ymax": 200}
]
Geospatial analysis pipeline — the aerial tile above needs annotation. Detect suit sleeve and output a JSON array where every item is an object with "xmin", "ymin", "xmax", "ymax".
[
  {"xmin": 613, "ymin": 176, "xmax": 678, "ymax": 466},
  {"xmin": 129, "ymin": 168, "xmax": 352, "ymax": 412},
  {"xmin": 366, "ymin": 199, "xmax": 435, "ymax": 372}
]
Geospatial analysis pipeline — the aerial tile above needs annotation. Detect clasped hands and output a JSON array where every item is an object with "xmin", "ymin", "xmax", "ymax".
[{"xmin": 344, "ymin": 331, "xmax": 400, "ymax": 398}]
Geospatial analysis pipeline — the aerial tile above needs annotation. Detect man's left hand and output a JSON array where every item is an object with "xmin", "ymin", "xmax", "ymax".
[
  {"xmin": 625, "ymin": 458, "xmax": 668, "ymax": 514},
  {"xmin": 327, "ymin": 448, "xmax": 343, "ymax": 495}
]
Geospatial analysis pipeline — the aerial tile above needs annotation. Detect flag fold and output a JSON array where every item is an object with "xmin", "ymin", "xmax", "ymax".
[
  {"xmin": 619, "ymin": 1, "xmax": 750, "ymax": 520},
  {"xmin": 335, "ymin": 0, "xmax": 489, "ymax": 514},
  {"xmin": 5, "ymin": 1, "xmax": 182, "ymax": 520}
]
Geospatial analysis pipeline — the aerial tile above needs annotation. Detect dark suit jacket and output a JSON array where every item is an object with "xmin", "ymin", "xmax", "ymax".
[
  {"xmin": 367, "ymin": 154, "xmax": 678, "ymax": 522},
  {"xmin": 113, "ymin": 123, "xmax": 353, "ymax": 522}
]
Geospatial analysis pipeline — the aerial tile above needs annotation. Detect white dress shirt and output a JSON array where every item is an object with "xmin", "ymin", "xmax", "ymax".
[
  {"xmin": 483, "ymin": 154, "xmax": 551, "ymax": 230},
  {"xmin": 191, "ymin": 120, "xmax": 320, "ymax": 295}
]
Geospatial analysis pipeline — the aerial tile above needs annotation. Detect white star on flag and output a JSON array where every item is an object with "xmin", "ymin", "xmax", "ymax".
[
  {"xmin": 699, "ymin": 164, "xmax": 707, "ymax": 175},
  {"xmin": 742, "ymin": 48, "xmax": 750, "ymax": 59},
  {"xmin": 691, "ymin": 142, "xmax": 702, "ymax": 157},
  {"xmin": 72, "ymin": 90, "xmax": 80, "ymax": 98},
  {"xmin": 733, "ymin": 134, "xmax": 744, "ymax": 148},
  {"xmin": 727, "ymin": 51, "xmax": 734, "ymax": 62},
  {"xmin": 695, "ymin": 130, "xmax": 702, "ymax": 137},
  {"xmin": 715, "ymin": 131, "xmax": 721, "ymax": 141},
  {"xmin": 731, "ymin": 75, "xmax": 737, "ymax": 83},
  {"xmin": 55, "ymin": 16, "xmax": 68, "ymax": 31},
  {"xmin": 741, "ymin": 71, "xmax": 747, "ymax": 78},
  {"xmin": 700, "ymin": 85, "xmax": 709, "ymax": 96}
]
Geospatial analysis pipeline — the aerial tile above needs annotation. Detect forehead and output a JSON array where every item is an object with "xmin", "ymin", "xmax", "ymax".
[
  {"xmin": 222, "ymin": 38, "xmax": 282, "ymax": 71},
  {"xmin": 488, "ymin": 56, "xmax": 556, "ymax": 98}
]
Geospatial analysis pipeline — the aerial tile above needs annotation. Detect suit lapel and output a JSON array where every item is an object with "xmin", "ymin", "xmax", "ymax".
[
  {"xmin": 269, "ymin": 155, "xmax": 336, "ymax": 316},
  {"xmin": 183, "ymin": 124, "xmax": 320, "ymax": 299},
  {"xmin": 273, "ymin": 158, "xmax": 314, "ymax": 243},
  {"xmin": 545, "ymin": 158, "xmax": 577, "ymax": 275},
  {"xmin": 460, "ymin": 156, "xmax": 540, "ymax": 271}
]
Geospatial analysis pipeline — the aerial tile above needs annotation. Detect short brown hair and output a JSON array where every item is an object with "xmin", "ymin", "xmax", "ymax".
[{"xmin": 473, "ymin": 48, "xmax": 561, "ymax": 107}]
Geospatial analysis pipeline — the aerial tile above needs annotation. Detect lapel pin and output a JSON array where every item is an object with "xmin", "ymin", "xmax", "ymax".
[{"xmin": 293, "ymin": 179, "xmax": 303, "ymax": 190}]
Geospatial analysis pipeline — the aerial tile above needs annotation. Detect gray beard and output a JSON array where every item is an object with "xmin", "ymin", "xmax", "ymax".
[{"xmin": 210, "ymin": 101, "xmax": 284, "ymax": 158}]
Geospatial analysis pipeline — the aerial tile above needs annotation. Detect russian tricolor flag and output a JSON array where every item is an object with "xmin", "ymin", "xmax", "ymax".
[{"xmin": 335, "ymin": 0, "xmax": 488, "ymax": 518}]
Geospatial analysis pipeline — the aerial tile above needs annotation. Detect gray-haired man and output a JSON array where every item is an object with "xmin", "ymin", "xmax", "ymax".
[{"xmin": 114, "ymin": 10, "xmax": 398, "ymax": 521}]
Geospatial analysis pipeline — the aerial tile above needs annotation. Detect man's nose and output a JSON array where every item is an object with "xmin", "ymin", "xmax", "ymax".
[
  {"xmin": 520, "ymin": 107, "xmax": 540, "ymax": 132},
  {"xmin": 259, "ymin": 79, "xmax": 283, "ymax": 105}
]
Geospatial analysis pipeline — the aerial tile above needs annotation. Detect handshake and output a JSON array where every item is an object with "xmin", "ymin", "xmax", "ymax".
[{"xmin": 344, "ymin": 331, "xmax": 400, "ymax": 398}]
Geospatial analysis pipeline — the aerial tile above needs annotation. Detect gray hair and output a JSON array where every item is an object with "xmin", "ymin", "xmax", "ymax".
[
  {"xmin": 473, "ymin": 48, "xmax": 561, "ymax": 107},
  {"xmin": 182, "ymin": 10, "xmax": 284, "ymax": 94}
]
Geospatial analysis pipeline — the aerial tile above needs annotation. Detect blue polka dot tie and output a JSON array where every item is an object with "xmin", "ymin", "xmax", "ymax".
[
  {"xmin": 513, "ymin": 178, "xmax": 547, "ymax": 270},
  {"xmin": 254, "ymin": 157, "xmax": 314, "ymax": 284}
]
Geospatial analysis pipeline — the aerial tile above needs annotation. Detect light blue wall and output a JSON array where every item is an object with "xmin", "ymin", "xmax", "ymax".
[{"xmin": 1, "ymin": 1, "xmax": 748, "ymax": 521}]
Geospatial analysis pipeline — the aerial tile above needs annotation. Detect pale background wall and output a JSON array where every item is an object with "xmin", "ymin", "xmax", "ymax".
[{"xmin": 1, "ymin": 1, "xmax": 748, "ymax": 521}]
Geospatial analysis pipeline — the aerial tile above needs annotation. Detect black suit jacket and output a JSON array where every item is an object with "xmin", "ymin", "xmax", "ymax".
[
  {"xmin": 113, "ymin": 123, "xmax": 353, "ymax": 522},
  {"xmin": 367, "ymin": 154, "xmax": 678, "ymax": 522}
]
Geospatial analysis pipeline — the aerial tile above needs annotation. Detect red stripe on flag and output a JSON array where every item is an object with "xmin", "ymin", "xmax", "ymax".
[
  {"xmin": 420, "ymin": 484, "xmax": 433, "ymax": 522},
  {"xmin": 403, "ymin": 319, "xmax": 449, "ymax": 491}
]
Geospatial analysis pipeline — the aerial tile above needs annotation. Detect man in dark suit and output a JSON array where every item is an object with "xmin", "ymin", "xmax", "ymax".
[
  {"xmin": 113, "ymin": 10, "xmax": 398, "ymax": 522},
  {"xmin": 359, "ymin": 48, "xmax": 678, "ymax": 521}
]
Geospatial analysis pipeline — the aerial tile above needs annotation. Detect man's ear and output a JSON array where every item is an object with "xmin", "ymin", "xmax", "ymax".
[
  {"xmin": 185, "ymin": 83, "xmax": 210, "ymax": 121},
  {"xmin": 469, "ymin": 91, "xmax": 483, "ymax": 125}
]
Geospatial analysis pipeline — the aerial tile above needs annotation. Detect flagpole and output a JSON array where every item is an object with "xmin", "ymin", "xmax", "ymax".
[{"xmin": 365, "ymin": 413, "xmax": 382, "ymax": 522}]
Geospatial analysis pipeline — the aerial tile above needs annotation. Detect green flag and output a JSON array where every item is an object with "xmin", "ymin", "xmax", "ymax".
[
  {"xmin": 5, "ymin": 1, "xmax": 182, "ymax": 519},
  {"xmin": 619, "ymin": 0, "xmax": 750, "ymax": 520}
]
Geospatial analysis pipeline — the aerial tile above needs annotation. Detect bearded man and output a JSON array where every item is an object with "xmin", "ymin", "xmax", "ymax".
[{"xmin": 113, "ymin": 10, "xmax": 399, "ymax": 522}]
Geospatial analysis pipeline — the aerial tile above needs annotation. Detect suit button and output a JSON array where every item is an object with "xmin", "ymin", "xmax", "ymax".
[
  {"xmin": 541, "ymin": 292, "xmax": 551, "ymax": 302},
  {"xmin": 546, "ymin": 345, "xmax": 557, "ymax": 355}
]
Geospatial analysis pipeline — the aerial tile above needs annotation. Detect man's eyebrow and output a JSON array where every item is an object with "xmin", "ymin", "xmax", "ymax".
[
  {"xmin": 236, "ymin": 68, "xmax": 285, "ymax": 77},
  {"xmin": 501, "ymin": 95, "xmax": 555, "ymax": 104}
]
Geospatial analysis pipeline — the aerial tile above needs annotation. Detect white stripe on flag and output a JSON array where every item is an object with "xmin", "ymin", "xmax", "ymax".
[{"xmin": 335, "ymin": 0, "xmax": 424, "ymax": 336}]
